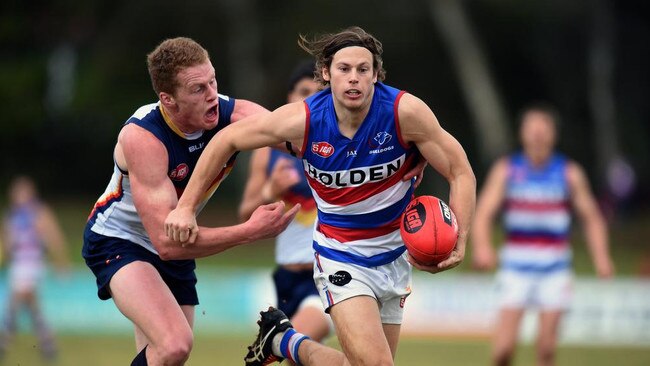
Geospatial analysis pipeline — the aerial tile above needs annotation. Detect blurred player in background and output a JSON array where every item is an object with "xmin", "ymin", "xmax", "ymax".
[
  {"xmin": 82, "ymin": 38, "xmax": 298, "ymax": 366},
  {"xmin": 165, "ymin": 26, "xmax": 475, "ymax": 366},
  {"xmin": 238, "ymin": 60, "xmax": 331, "ymax": 342},
  {"xmin": 0, "ymin": 175, "xmax": 70, "ymax": 361},
  {"xmin": 472, "ymin": 102, "xmax": 614, "ymax": 366}
]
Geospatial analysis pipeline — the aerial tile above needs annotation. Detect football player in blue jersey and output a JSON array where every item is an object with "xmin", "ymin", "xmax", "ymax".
[
  {"xmin": 166, "ymin": 27, "xmax": 475, "ymax": 366},
  {"xmin": 472, "ymin": 103, "xmax": 613, "ymax": 366},
  {"xmin": 82, "ymin": 38, "xmax": 299, "ymax": 366},
  {"xmin": 0, "ymin": 176, "xmax": 70, "ymax": 361}
]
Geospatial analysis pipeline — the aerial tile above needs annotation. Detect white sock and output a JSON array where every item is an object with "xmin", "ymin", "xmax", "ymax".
[
  {"xmin": 273, "ymin": 328, "xmax": 309, "ymax": 364},
  {"xmin": 271, "ymin": 330, "xmax": 287, "ymax": 357}
]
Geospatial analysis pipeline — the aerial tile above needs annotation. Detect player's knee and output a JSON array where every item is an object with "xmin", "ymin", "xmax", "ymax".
[{"xmin": 159, "ymin": 331, "xmax": 193, "ymax": 363}]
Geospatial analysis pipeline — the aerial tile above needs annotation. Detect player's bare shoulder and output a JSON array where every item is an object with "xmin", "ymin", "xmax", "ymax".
[
  {"xmin": 565, "ymin": 159, "xmax": 586, "ymax": 180},
  {"xmin": 395, "ymin": 93, "xmax": 443, "ymax": 143},
  {"xmin": 564, "ymin": 158, "xmax": 591, "ymax": 193},
  {"xmin": 492, "ymin": 156, "xmax": 511, "ymax": 175},
  {"xmin": 116, "ymin": 123, "xmax": 167, "ymax": 173}
]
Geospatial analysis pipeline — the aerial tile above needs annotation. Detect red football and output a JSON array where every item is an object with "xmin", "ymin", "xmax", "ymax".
[{"xmin": 400, "ymin": 196, "xmax": 458, "ymax": 266}]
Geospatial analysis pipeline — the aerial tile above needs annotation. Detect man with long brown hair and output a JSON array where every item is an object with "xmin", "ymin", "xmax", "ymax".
[{"xmin": 165, "ymin": 27, "xmax": 476, "ymax": 366}]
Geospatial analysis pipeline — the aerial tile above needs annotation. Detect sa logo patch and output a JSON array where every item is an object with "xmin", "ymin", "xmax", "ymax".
[
  {"xmin": 170, "ymin": 163, "xmax": 189, "ymax": 181},
  {"xmin": 312, "ymin": 142, "xmax": 335, "ymax": 158}
]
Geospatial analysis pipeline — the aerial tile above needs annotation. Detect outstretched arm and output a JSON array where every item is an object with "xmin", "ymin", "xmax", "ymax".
[
  {"xmin": 398, "ymin": 93, "xmax": 476, "ymax": 273},
  {"xmin": 165, "ymin": 102, "xmax": 308, "ymax": 243},
  {"xmin": 230, "ymin": 99, "xmax": 269, "ymax": 123},
  {"xmin": 567, "ymin": 161, "xmax": 614, "ymax": 278},
  {"xmin": 120, "ymin": 123, "xmax": 298, "ymax": 260}
]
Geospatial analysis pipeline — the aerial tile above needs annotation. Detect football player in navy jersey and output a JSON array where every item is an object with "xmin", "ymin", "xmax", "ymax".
[
  {"xmin": 82, "ymin": 37, "xmax": 299, "ymax": 366},
  {"xmin": 166, "ymin": 28, "xmax": 475, "ymax": 366}
]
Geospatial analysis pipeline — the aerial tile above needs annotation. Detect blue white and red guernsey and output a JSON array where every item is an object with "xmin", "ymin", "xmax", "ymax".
[
  {"xmin": 87, "ymin": 94, "xmax": 237, "ymax": 255},
  {"xmin": 501, "ymin": 152, "xmax": 572, "ymax": 273},
  {"xmin": 6, "ymin": 201, "xmax": 45, "ymax": 269},
  {"xmin": 301, "ymin": 82, "xmax": 418, "ymax": 267}
]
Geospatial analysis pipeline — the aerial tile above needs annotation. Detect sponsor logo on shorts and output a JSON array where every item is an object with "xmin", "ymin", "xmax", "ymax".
[
  {"xmin": 399, "ymin": 296, "xmax": 407, "ymax": 308},
  {"xmin": 170, "ymin": 163, "xmax": 189, "ymax": 181},
  {"xmin": 439, "ymin": 200, "xmax": 452, "ymax": 226},
  {"xmin": 329, "ymin": 270, "xmax": 352, "ymax": 286},
  {"xmin": 312, "ymin": 142, "xmax": 335, "ymax": 158},
  {"xmin": 403, "ymin": 201, "xmax": 426, "ymax": 233}
]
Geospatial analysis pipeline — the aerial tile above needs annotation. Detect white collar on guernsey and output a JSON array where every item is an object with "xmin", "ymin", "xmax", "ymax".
[{"xmin": 183, "ymin": 130, "xmax": 204, "ymax": 140}]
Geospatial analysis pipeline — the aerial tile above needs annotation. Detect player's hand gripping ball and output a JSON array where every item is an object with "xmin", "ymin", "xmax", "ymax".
[{"xmin": 400, "ymin": 196, "xmax": 459, "ymax": 266}]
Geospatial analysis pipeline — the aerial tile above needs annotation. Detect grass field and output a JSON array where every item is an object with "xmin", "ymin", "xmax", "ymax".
[
  {"xmin": 2, "ymin": 199, "xmax": 648, "ymax": 365},
  {"xmin": 1, "ymin": 334, "xmax": 649, "ymax": 365}
]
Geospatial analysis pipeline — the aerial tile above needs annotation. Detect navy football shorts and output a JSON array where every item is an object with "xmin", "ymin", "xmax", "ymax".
[
  {"xmin": 82, "ymin": 226, "xmax": 198, "ymax": 305},
  {"xmin": 273, "ymin": 266, "xmax": 320, "ymax": 318}
]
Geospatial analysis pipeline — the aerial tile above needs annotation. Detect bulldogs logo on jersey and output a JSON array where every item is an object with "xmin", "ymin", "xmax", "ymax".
[
  {"xmin": 368, "ymin": 131, "xmax": 392, "ymax": 148},
  {"xmin": 374, "ymin": 131, "xmax": 392, "ymax": 146}
]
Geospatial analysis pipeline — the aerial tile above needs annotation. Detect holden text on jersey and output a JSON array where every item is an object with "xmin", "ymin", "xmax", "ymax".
[{"xmin": 303, "ymin": 155, "xmax": 405, "ymax": 188}]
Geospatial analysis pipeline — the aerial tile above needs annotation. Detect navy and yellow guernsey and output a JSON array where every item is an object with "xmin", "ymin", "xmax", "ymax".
[{"xmin": 87, "ymin": 94, "xmax": 236, "ymax": 254}]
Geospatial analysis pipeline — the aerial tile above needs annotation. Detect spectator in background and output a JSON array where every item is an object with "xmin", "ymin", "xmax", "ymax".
[
  {"xmin": 238, "ymin": 60, "xmax": 331, "ymax": 342},
  {"xmin": 0, "ymin": 175, "xmax": 70, "ymax": 361},
  {"xmin": 472, "ymin": 102, "xmax": 614, "ymax": 366}
]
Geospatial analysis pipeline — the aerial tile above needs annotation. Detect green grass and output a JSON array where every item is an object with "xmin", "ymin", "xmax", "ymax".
[{"xmin": 1, "ymin": 334, "xmax": 648, "ymax": 365}]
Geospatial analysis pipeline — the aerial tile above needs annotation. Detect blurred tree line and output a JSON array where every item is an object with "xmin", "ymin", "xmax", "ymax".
[{"xmin": 0, "ymin": 0, "xmax": 648, "ymax": 215}]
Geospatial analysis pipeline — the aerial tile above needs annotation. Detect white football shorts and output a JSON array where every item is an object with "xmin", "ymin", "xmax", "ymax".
[
  {"xmin": 313, "ymin": 252, "xmax": 412, "ymax": 324},
  {"xmin": 497, "ymin": 268, "xmax": 574, "ymax": 311}
]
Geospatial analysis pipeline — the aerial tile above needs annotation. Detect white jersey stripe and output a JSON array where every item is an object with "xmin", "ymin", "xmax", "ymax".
[
  {"xmin": 504, "ymin": 210, "xmax": 571, "ymax": 232},
  {"xmin": 313, "ymin": 229, "xmax": 402, "ymax": 258},
  {"xmin": 312, "ymin": 179, "xmax": 412, "ymax": 215},
  {"xmin": 500, "ymin": 245, "xmax": 572, "ymax": 267}
]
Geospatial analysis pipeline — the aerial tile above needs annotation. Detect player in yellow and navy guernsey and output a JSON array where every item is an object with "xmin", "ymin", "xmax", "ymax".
[
  {"xmin": 165, "ymin": 27, "xmax": 476, "ymax": 366},
  {"xmin": 472, "ymin": 102, "xmax": 614, "ymax": 366},
  {"xmin": 82, "ymin": 38, "xmax": 298, "ymax": 366}
]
